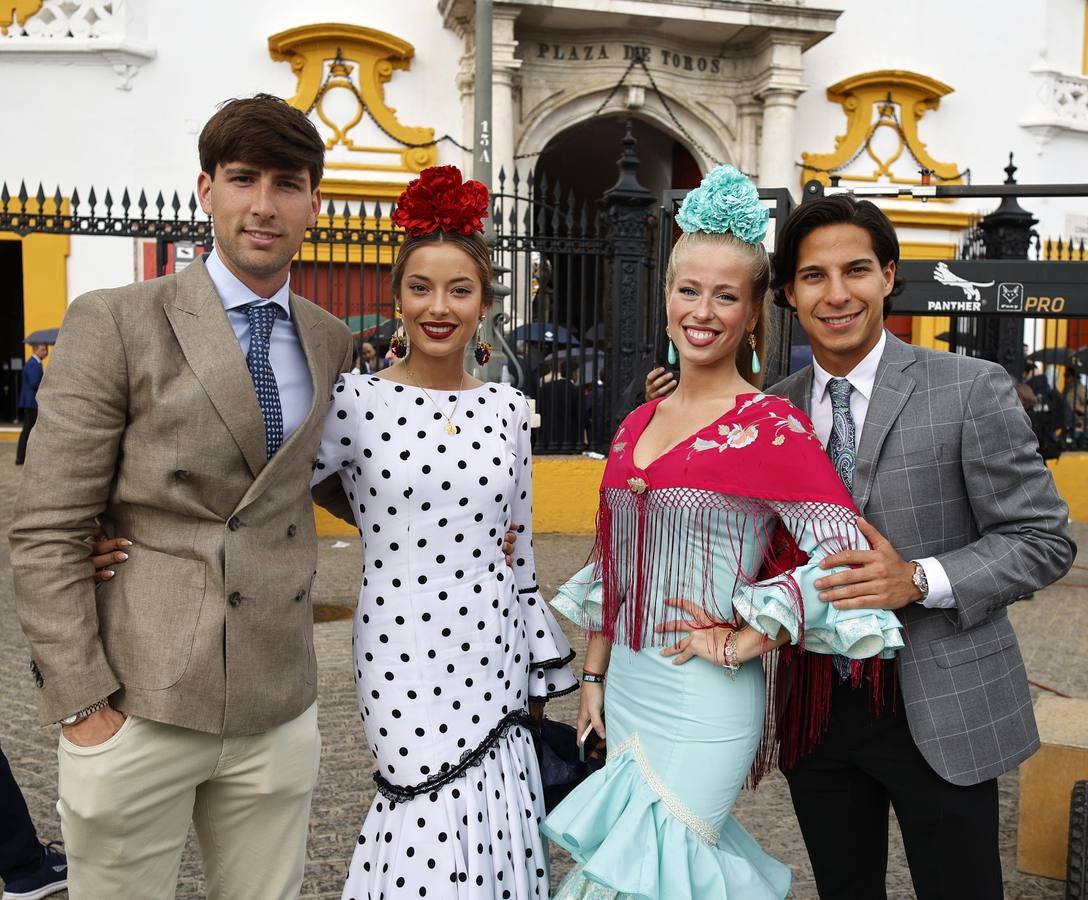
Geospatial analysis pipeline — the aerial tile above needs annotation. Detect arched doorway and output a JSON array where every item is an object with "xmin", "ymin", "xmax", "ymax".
[{"xmin": 533, "ymin": 115, "xmax": 702, "ymax": 204}]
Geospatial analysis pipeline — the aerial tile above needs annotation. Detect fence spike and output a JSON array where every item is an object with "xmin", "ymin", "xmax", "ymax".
[
  {"xmin": 580, "ymin": 201, "xmax": 589, "ymax": 235},
  {"xmin": 327, "ymin": 199, "xmax": 336, "ymax": 219},
  {"xmin": 171, "ymin": 191, "xmax": 181, "ymax": 218},
  {"xmin": 508, "ymin": 203, "xmax": 517, "ymax": 231},
  {"xmin": 497, "ymin": 166, "xmax": 506, "ymax": 192},
  {"xmin": 53, "ymin": 186, "xmax": 63, "ymax": 214},
  {"xmin": 187, "ymin": 192, "xmax": 197, "ymax": 218},
  {"xmin": 373, "ymin": 200, "xmax": 383, "ymax": 222},
  {"xmin": 18, "ymin": 181, "xmax": 29, "ymax": 210},
  {"xmin": 566, "ymin": 189, "xmax": 577, "ymax": 230},
  {"xmin": 538, "ymin": 172, "xmax": 549, "ymax": 203},
  {"xmin": 138, "ymin": 189, "xmax": 147, "ymax": 216},
  {"xmin": 1, "ymin": 183, "xmax": 9, "ymax": 209},
  {"xmin": 525, "ymin": 169, "xmax": 534, "ymax": 198},
  {"xmin": 104, "ymin": 188, "xmax": 114, "ymax": 215},
  {"xmin": 121, "ymin": 188, "xmax": 131, "ymax": 217},
  {"xmin": 70, "ymin": 187, "xmax": 80, "ymax": 212},
  {"xmin": 87, "ymin": 186, "xmax": 97, "ymax": 212},
  {"xmin": 36, "ymin": 183, "xmax": 46, "ymax": 210},
  {"xmin": 155, "ymin": 191, "xmax": 165, "ymax": 215},
  {"xmin": 1080, "ymin": 238, "xmax": 1085, "ymax": 261},
  {"xmin": 512, "ymin": 167, "xmax": 520, "ymax": 192}
]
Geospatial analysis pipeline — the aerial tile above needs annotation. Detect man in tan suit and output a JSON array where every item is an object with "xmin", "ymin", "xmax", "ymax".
[{"xmin": 9, "ymin": 95, "xmax": 353, "ymax": 899}]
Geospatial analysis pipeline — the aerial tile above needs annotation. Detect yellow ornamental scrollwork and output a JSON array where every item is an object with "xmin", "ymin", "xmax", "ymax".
[
  {"xmin": 0, "ymin": 0, "xmax": 43, "ymax": 35},
  {"xmin": 268, "ymin": 24, "xmax": 438, "ymax": 197},
  {"xmin": 800, "ymin": 70, "xmax": 964, "ymax": 189}
]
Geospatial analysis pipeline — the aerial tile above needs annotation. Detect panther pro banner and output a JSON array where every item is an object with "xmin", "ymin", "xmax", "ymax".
[{"xmin": 896, "ymin": 260, "xmax": 1088, "ymax": 317}]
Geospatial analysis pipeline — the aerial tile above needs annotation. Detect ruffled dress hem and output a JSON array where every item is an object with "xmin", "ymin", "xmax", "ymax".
[{"xmin": 542, "ymin": 735, "xmax": 791, "ymax": 900}]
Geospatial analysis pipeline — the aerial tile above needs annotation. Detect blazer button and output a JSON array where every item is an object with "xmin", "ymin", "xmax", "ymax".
[
  {"xmin": 294, "ymin": 590, "xmax": 306, "ymax": 603},
  {"xmin": 174, "ymin": 469, "xmax": 191, "ymax": 481},
  {"xmin": 227, "ymin": 516, "xmax": 241, "ymax": 531},
  {"xmin": 228, "ymin": 591, "xmax": 241, "ymax": 607},
  {"xmin": 287, "ymin": 524, "xmax": 297, "ymax": 537}
]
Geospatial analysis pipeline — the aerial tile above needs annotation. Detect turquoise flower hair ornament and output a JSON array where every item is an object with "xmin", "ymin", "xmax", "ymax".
[{"xmin": 675, "ymin": 164, "xmax": 769, "ymax": 245}]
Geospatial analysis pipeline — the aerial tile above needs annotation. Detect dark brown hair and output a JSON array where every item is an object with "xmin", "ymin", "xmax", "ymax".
[
  {"xmin": 199, "ymin": 94, "xmax": 325, "ymax": 189},
  {"xmin": 770, "ymin": 194, "xmax": 904, "ymax": 316},
  {"xmin": 391, "ymin": 230, "xmax": 494, "ymax": 308},
  {"xmin": 665, "ymin": 231, "xmax": 770, "ymax": 387}
]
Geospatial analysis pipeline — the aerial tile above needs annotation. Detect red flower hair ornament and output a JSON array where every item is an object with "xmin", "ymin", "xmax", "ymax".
[{"xmin": 391, "ymin": 165, "xmax": 489, "ymax": 237}]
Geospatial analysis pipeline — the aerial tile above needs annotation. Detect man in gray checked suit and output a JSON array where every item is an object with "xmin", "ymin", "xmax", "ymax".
[{"xmin": 768, "ymin": 195, "xmax": 1075, "ymax": 899}]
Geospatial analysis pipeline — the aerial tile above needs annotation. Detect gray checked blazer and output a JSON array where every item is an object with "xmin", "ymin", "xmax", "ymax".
[{"xmin": 770, "ymin": 332, "xmax": 1075, "ymax": 786}]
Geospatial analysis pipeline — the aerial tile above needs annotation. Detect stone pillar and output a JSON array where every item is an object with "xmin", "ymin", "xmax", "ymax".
[
  {"xmin": 757, "ymin": 88, "xmax": 799, "ymax": 189},
  {"xmin": 491, "ymin": 8, "xmax": 521, "ymax": 184},
  {"xmin": 752, "ymin": 36, "xmax": 805, "ymax": 189},
  {"xmin": 737, "ymin": 99, "xmax": 762, "ymax": 176}
]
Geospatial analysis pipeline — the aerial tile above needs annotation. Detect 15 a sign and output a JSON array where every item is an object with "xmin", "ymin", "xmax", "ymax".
[{"xmin": 896, "ymin": 260, "xmax": 1088, "ymax": 317}]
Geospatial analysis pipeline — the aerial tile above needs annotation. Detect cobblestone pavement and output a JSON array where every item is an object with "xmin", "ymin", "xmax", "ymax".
[{"xmin": 1, "ymin": 439, "xmax": 1083, "ymax": 898}]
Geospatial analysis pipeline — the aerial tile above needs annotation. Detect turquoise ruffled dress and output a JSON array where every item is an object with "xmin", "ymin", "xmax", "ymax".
[{"xmin": 543, "ymin": 506, "xmax": 903, "ymax": 900}]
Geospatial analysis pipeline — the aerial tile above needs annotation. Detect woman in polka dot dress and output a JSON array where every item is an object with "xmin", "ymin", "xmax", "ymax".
[{"xmin": 312, "ymin": 166, "xmax": 578, "ymax": 900}]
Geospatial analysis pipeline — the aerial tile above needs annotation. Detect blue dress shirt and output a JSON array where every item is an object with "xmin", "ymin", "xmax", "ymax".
[{"xmin": 204, "ymin": 250, "xmax": 313, "ymax": 444}]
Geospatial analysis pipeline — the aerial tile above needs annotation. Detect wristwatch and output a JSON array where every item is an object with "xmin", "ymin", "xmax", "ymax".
[
  {"xmin": 59, "ymin": 698, "xmax": 109, "ymax": 727},
  {"xmin": 910, "ymin": 561, "xmax": 930, "ymax": 602}
]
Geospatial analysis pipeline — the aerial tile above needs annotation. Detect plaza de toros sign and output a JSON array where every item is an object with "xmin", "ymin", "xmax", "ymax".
[{"xmin": 532, "ymin": 40, "xmax": 725, "ymax": 76}]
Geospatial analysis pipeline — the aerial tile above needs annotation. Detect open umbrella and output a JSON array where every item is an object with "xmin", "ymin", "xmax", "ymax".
[
  {"xmin": 509, "ymin": 323, "xmax": 579, "ymax": 345},
  {"xmin": 23, "ymin": 328, "xmax": 59, "ymax": 345},
  {"xmin": 1028, "ymin": 346, "xmax": 1079, "ymax": 367}
]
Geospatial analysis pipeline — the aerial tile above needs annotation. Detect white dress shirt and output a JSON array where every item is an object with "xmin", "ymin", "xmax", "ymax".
[
  {"xmin": 205, "ymin": 250, "xmax": 313, "ymax": 444},
  {"xmin": 809, "ymin": 331, "xmax": 954, "ymax": 609}
]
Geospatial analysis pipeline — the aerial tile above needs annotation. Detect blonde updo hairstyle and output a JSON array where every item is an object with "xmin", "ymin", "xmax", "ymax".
[{"xmin": 664, "ymin": 230, "xmax": 771, "ymax": 387}]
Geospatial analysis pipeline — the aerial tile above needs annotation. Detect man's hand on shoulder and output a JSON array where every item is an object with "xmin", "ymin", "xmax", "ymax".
[
  {"xmin": 62, "ymin": 705, "xmax": 126, "ymax": 747},
  {"xmin": 813, "ymin": 517, "xmax": 922, "ymax": 610}
]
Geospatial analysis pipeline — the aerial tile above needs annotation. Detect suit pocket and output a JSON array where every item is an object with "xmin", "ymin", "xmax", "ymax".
[
  {"xmin": 929, "ymin": 620, "xmax": 1017, "ymax": 669},
  {"xmin": 96, "ymin": 546, "xmax": 208, "ymax": 690}
]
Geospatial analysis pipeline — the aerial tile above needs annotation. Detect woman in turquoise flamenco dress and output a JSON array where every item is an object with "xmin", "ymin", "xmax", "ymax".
[{"xmin": 541, "ymin": 167, "xmax": 903, "ymax": 900}]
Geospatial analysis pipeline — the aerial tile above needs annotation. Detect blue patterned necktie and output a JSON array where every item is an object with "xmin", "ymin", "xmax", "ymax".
[
  {"xmin": 827, "ymin": 378, "xmax": 857, "ymax": 492},
  {"xmin": 246, "ymin": 303, "xmax": 284, "ymax": 459},
  {"xmin": 826, "ymin": 377, "xmax": 856, "ymax": 680}
]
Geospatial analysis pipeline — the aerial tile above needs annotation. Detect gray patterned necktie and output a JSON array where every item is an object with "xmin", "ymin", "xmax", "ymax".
[
  {"xmin": 827, "ymin": 378, "xmax": 857, "ymax": 491},
  {"xmin": 246, "ymin": 303, "xmax": 284, "ymax": 459},
  {"xmin": 826, "ymin": 377, "xmax": 856, "ymax": 680}
]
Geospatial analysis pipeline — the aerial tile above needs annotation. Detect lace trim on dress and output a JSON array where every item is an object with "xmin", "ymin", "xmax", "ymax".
[
  {"xmin": 607, "ymin": 733, "xmax": 720, "ymax": 846},
  {"xmin": 373, "ymin": 709, "xmax": 535, "ymax": 803}
]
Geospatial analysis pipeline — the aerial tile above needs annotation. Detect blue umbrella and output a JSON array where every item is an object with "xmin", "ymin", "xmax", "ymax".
[
  {"xmin": 510, "ymin": 323, "xmax": 579, "ymax": 345},
  {"xmin": 24, "ymin": 328, "xmax": 59, "ymax": 345}
]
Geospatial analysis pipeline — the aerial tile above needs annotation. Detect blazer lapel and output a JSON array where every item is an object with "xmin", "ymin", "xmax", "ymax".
[
  {"xmin": 854, "ymin": 333, "xmax": 916, "ymax": 511},
  {"xmin": 782, "ymin": 366, "xmax": 814, "ymax": 415},
  {"xmin": 164, "ymin": 261, "xmax": 268, "ymax": 478}
]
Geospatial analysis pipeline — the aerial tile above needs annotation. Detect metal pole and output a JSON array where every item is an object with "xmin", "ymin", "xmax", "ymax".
[
  {"xmin": 473, "ymin": 0, "xmax": 492, "ymax": 194},
  {"xmin": 473, "ymin": 0, "xmax": 512, "ymax": 384}
]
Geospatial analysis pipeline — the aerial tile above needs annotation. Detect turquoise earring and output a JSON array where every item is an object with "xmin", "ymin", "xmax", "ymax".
[
  {"xmin": 667, "ymin": 339, "xmax": 678, "ymax": 366},
  {"xmin": 748, "ymin": 332, "xmax": 761, "ymax": 375}
]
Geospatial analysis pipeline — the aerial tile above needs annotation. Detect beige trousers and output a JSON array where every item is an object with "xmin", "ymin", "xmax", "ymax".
[{"xmin": 56, "ymin": 703, "xmax": 321, "ymax": 900}]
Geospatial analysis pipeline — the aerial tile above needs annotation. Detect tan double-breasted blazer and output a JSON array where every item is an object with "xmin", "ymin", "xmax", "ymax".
[{"xmin": 9, "ymin": 259, "xmax": 353, "ymax": 735}]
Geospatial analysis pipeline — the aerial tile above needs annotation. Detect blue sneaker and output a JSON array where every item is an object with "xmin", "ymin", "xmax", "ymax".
[{"xmin": 2, "ymin": 842, "xmax": 68, "ymax": 900}]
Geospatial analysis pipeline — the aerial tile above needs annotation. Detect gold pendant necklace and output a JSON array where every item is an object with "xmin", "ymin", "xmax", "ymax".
[{"xmin": 405, "ymin": 367, "xmax": 465, "ymax": 435}]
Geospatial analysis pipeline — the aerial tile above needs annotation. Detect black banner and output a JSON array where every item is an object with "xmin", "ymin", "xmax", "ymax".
[{"xmin": 897, "ymin": 260, "xmax": 1088, "ymax": 317}]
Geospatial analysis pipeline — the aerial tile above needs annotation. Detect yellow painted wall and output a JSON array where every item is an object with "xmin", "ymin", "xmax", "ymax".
[
  {"xmin": 1049, "ymin": 454, "xmax": 1088, "ymax": 522},
  {"xmin": 1, "ymin": 231, "xmax": 70, "ymax": 360},
  {"xmin": 314, "ymin": 453, "xmax": 1088, "ymax": 534}
]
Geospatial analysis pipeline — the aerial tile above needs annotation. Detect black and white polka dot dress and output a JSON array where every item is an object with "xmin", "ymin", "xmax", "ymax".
[{"xmin": 313, "ymin": 375, "xmax": 578, "ymax": 900}]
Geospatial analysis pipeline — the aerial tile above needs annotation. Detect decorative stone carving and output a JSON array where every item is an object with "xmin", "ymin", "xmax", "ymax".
[{"xmin": 0, "ymin": 0, "xmax": 155, "ymax": 91}]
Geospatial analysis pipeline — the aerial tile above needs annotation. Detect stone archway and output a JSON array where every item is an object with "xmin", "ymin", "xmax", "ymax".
[{"xmin": 515, "ymin": 86, "xmax": 736, "ymax": 188}]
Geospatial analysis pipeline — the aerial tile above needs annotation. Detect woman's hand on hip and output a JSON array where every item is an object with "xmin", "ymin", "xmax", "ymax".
[{"xmin": 657, "ymin": 597, "xmax": 735, "ymax": 666}]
